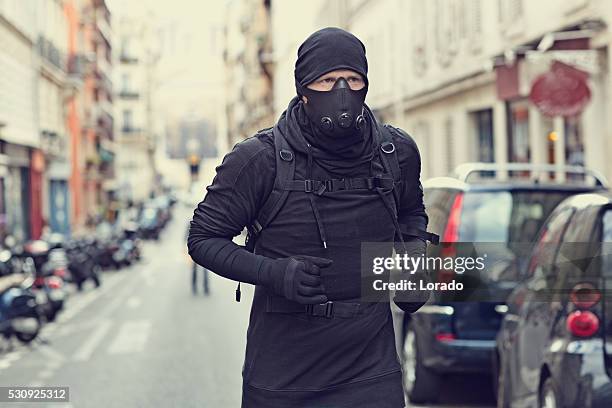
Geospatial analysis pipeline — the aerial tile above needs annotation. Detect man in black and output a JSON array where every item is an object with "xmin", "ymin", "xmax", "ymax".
[{"xmin": 188, "ymin": 27, "xmax": 430, "ymax": 408}]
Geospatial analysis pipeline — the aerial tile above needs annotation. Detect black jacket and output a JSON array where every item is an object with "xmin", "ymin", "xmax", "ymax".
[{"xmin": 188, "ymin": 120, "xmax": 427, "ymax": 407}]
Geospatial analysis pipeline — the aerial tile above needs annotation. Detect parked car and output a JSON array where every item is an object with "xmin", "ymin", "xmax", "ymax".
[
  {"xmin": 139, "ymin": 206, "xmax": 162, "ymax": 240},
  {"xmin": 401, "ymin": 163, "xmax": 607, "ymax": 404},
  {"xmin": 496, "ymin": 191, "xmax": 612, "ymax": 408}
]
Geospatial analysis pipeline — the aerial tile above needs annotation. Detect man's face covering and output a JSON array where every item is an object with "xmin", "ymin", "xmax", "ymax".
[{"xmin": 294, "ymin": 28, "xmax": 369, "ymax": 140}]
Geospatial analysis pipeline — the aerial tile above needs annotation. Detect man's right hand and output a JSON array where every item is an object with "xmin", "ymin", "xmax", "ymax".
[{"xmin": 259, "ymin": 255, "xmax": 333, "ymax": 304}]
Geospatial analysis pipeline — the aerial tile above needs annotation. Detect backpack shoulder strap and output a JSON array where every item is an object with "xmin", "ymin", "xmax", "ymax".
[
  {"xmin": 377, "ymin": 124, "xmax": 402, "ymax": 210},
  {"xmin": 245, "ymin": 125, "xmax": 295, "ymax": 250},
  {"xmin": 379, "ymin": 124, "xmax": 402, "ymax": 184}
]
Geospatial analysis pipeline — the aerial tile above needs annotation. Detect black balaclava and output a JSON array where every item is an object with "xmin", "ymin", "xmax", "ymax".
[{"xmin": 294, "ymin": 27, "xmax": 369, "ymax": 150}]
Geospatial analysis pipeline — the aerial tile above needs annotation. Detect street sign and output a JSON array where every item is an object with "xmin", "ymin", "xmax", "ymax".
[{"xmin": 529, "ymin": 61, "xmax": 591, "ymax": 117}]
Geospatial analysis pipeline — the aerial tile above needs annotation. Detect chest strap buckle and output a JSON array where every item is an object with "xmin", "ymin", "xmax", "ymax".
[{"xmin": 306, "ymin": 301, "xmax": 334, "ymax": 318}]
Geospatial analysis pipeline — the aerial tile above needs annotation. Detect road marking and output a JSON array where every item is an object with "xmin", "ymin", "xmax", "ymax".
[
  {"xmin": 126, "ymin": 297, "xmax": 141, "ymax": 308},
  {"xmin": 38, "ymin": 345, "xmax": 66, "ymax": 363},
  {"xmin": 38, "ymin": 368, "xmax": 55, "ymax": 379},
  {"xmin": 56, "ymin": 273, "xmax": 126, "ymax": 324},
  {"xmin": 72, "ymin": 319, "xmax": 113, "ymax": 362},
  {"xmin": 107, "ymin": 320, "xmax": 152, "ymax": 355}
]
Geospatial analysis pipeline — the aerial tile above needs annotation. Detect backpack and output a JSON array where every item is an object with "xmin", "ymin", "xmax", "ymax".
[{"xmin": 235, "ymin": 123, "xmax": 437, "ymax": 302}]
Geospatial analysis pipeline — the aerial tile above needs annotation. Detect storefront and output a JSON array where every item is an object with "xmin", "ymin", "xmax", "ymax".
[{"xmin": 4, "ymin": 143, "xmax": 31, "ymax": 242}]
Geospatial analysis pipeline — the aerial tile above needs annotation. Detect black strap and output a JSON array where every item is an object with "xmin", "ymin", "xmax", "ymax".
[
  {"xmin": 245, "ymin": 126, "xmax": 296, "ymax": 247},
  {"xmin": 283, "ymin": 176, "xmax": 394, "ymax": 195},
  {"xmin": 399, "ymin": 225, "xmax": 440, "ymax": 245},
  {"xmin": 266, "ymin": 295, "xmax": 369, "ymax": 319},
  {"xmin": 241, "ymin": 127, "xmax": 295, "ymax": 301},
  {"xmin": 380, "ymin": 125, "xmax": 402, "ymax": 187},
  {"xmin": 256, "ymin": 125, "xmax": 295, "ymax": 230}
]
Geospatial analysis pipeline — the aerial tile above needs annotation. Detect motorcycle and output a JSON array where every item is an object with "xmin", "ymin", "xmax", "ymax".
[
  {"xmin": 0, "ymin": 250, "xmax": 41, "ymax": 344},
  {"xmin": 19, "ymin": 241, "xmax": 67, "ymax": 323}
]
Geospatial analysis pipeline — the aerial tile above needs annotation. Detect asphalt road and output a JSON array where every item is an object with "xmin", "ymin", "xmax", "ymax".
[{"xmin": 0, "ymin": 206, "xmax": 495, "ymax": 408}]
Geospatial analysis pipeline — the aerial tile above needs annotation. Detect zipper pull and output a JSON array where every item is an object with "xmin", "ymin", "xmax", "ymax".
[{"xmin": 235, "ymin": 282, "xmax": 241, "ymax": 302}]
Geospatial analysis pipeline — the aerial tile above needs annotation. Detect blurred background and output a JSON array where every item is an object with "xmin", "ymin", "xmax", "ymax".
[{"xmin": 1, "ymin": 0, "xmax": 612, "ymax": 407}]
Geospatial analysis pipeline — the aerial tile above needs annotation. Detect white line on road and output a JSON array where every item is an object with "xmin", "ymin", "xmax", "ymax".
[
  {"xmin": 57, "ymin": 272, "xmax": 127, "ymax": 324},
  {"xmin": 38, "ymin": 345, "xmax": 66, "ymax": 363},
  {"xmin": 72, "ymin": 319, "xmax": 113, "ymax": 362},
  {"xmin": 107, "ymin": 320, "xmax": 152, "ymax": 355},
  {"xmin": 126, "ymin": 296, "xmax": 142, "ymax": 308}
]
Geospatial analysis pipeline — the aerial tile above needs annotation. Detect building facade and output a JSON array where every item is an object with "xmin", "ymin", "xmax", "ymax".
[
  {"xmin": 0, "ymin": 1, "xmax": 41, "ymax": 241},
  {"xmin": 342, "ymin": 0, "xmax": 612, "ymax": 182},
  {"xmin": 223, "ymin": 0, "xmax": 274, "ymax": 147},
  {"xmin": 80, "ymin": 0, "xmax": 115, "ymax": 223},
  {"xmin": 0, "ymin": 0, "xmax": 116, "ymax": 241},
  {"xmin": 112, "ymin": 14, "xmax": 155, "ymax": 203}
]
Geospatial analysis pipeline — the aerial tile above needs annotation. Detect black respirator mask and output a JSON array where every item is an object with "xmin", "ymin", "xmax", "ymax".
[{"xmin": 300, "ymin": 78, "xmax": 368, "ymax": 138}]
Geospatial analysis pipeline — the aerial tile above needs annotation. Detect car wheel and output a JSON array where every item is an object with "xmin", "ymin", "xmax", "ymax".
[
  {"xmin": 540, "ymin": 377, "xmax": 560, "ymax": 408},
  {"xmin": 402, "ymin": 325, "xmax": 440, "ymax": 404}
]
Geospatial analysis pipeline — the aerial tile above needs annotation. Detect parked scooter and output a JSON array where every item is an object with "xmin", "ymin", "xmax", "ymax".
[
  {"xmin": 0, "ymin": 251, "xmax": 41, "ymax": 344},
  {"xmin": 18, "ymin": 240, "xmax": 67, "ymax": 323}
]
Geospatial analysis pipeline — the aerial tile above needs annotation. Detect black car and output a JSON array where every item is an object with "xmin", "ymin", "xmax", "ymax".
[
  {"xmin": 496, "ymin": 191, "xmax": 612, "ymax": 408},
  {"xmin": 401, "ymin": 163, "xmax": 606, "ymax": 404},
  {"xmin": 139, "ymin": 206, "xmax": 162, "ymax": 240}
]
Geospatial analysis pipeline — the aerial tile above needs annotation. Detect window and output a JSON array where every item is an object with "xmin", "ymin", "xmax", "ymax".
[
  {"xmin": 122, "ymin": 109, "xmax": 133, "ymax": 130},
  {"xmin": 602, "ymin": 211, "xmax": 612, "ymax": 278},
  {"xmin": 527, "ymin": 207, "xmax": 574, "ymax": 277},
  {"xmin": 121, "ymin": 73, "xmax": 131, "ymax": 92},
  {"xmin": 445, "ymin": 117, "xmax": 454, "ymax": 172},
  {"xmin": 423, "ymin": 189, "xmax": 458, "ymax": 238},
  {"xmin": 564, "ymin": 114, "xmax": 584, "ymax": 167},
  {"xmin": 498, "ymin": 0, "xmax": 524, "ymax": 33},
  {"xmin": 472, "ymin": 109, "xmax": 494, "ymax": 162},
  {"xmin": 507, "ymin": 100, "xmax": 530, "ymax": 163}
]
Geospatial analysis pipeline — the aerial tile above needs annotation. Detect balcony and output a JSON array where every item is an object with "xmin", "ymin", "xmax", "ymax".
[
  {"xmin": 95, "ymin": 69, "xmax": 113, "ymax": 96},
  {"xmin": 121, "ymin": 126, "xmax": 143, "ymax": 134},
  {"xmin": 37, "ymin": 35, "xmax": 66, "ymax": 82},
  {"xmin": 119, "ymin": 52, "xmax": 139, "ymax": 64},
  {"xmin": 118, "ymin": 88, "xmax": 140, "ymax": 99},
  {"xmin": 96, "ymin": 56, "xmax": 112, "ymax": 78},
  {"xmin": 67, "ymin": 54, "xmax": 90, "ymax": 77},
  {"xmin": 96, "ymin": 18, "xmax": 112, "ymax": 48}
]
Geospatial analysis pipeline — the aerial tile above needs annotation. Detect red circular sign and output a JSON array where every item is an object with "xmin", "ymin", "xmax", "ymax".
[{"xmin": 529, "ymin": 61, "xmax": 591, "ymax": 117}]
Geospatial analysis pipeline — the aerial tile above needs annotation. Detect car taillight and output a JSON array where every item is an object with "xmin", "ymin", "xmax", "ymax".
[
  {"xmin": 442, "ymin": 193, "xmax": 464, "ymax": 244},
  {"xmin": 33, "ymin": 276, "xmax": 46, "ymax": 287},
  {"xmin": 46, "ymin": 276, "xmax": 63, "ymax": 290},
  {"xmin": 435, "ymin": 332, "xmax": 456, "ymax": 342},
  {"xmin": 566, "ymin": 310, "xmax": 599, "ymax": 337},
  {"xmin": 570, "ymin": 282, "xmax": 601, "ymax": 309},
  {"xmin": 438, "ymin": 193, "xmax": 463, "ymax": 283}
]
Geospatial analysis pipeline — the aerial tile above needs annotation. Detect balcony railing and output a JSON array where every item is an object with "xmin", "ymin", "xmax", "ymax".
[
  {"xmin": 121, "ymin": 126, "xmax": 143, "ymax": 134},
  {"xmin": 119, "ymin": 89, "xmax": 140, "ymax": 99},
  {"xmin": 37, "ymin": 35, "xmax": 66, "ymax": 72},
  {"xmin": 119, "ymin": 52, "xmax": 139, "ymax": 64}
]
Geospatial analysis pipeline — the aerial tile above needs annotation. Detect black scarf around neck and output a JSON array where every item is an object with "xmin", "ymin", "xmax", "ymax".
[{"xmin": 277, "ymin": 97, "xmax": 377, "ymax": 176}]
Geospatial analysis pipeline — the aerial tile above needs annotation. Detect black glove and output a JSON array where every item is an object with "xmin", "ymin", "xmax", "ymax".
[
  {"xmin": 258, "ymin": 255, "xmax": 333, "ymax": 304},
  {"xmin": 393, "ymin": 238, "xmax": 431, "ymax": 314}
]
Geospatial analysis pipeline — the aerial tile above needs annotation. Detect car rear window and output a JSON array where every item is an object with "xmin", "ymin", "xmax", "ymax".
[{"xmin": 458, "ymin": 191, "xmax": 579, "ymax": 243}]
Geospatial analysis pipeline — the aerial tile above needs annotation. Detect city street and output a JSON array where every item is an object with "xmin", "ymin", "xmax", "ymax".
[
  {"xmin": 0, "ymin": 206, "xmax": 495, "ymax": 408},
  {"xmin": 0, "ymin": 206, "xmax": 249, "ymax": 407}
]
